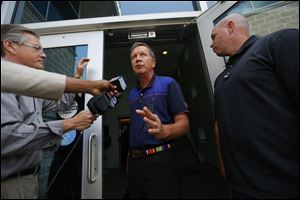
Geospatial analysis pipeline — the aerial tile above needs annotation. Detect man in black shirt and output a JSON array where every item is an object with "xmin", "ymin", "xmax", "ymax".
[{"xmin": 211, "ymin": 13, "xmax": 299, "ymax": 198}]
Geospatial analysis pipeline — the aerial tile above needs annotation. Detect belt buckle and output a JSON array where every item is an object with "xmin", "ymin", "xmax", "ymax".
[
  {"xmin": 131, "ymin": 149, "xmax": 144, "ymax": 158},
  {"xmin": 131, "ymin": 149, "xmax": 139, "ymax": 158}
]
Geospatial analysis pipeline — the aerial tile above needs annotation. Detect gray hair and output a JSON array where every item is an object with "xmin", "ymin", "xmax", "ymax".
[
  {"xmin": 1, "ymin": 24, "xmax": 40, "ymax": 57},
  {"xmin": 130, "ymin": 42, "xmax": 156, "ymax": 60}
]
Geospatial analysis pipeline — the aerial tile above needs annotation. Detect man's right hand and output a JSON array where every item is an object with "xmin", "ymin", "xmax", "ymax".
[
  {"xmin": 90, "ymin": 80, "xmax": 117, "ymax": 96},
  {"xmin": 214, "ymin": 121, "xmax": 226, "ymax": 178},
  {"xmin": 63, "ymin": 110, "xmax": 97, "ymax": 133}
]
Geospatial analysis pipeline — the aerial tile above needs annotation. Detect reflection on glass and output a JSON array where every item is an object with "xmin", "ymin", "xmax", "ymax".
[
  {"xmin": 214, "ymin": 1, "xmax": 283, "ymax": 24},
  {"xmin": 30, "ymin": 1, "xmax": 48, "ymax": 18},
  {"xmin": 42, "ymin": 45, "xmax": 87, "ymax": 122},
  {"xmin": 47, "ymin": 1, "xmax": 78, "ymax": 21},
  {"xmin": 15, "ymin": 1, "xmax": 119, "ymax": 24},
  {"xmin": 252, "ymin": 1, "xmax": 278, "ymax": 9},
  {"xmin": 43, "ymin": 45, "xmax": 87, "ymax": 78},
  {"xmin": 214, "ymin": 1, "xmax": 253, "ymax": 24},
  {"xmin": 119, "ymin": 1, "xmax": 198, "ymax": 15}
]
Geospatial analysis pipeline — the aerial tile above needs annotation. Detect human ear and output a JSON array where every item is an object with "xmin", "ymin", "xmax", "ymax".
[
  {"xmin": 152, "ymin": 59, "xmax": 156, "ymax": 68},
  {"xmin": 227, "ymin": 21, "xmax": 234, "ymax": 34},
  {"xmin": 3, "ymin": 39, "xmax": 17, "ymax": 54}
]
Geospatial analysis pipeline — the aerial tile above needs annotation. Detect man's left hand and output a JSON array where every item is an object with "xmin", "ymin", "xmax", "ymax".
[{"xmin": 136, "ymin": 106, "xmax": 168, "ymax": 140}]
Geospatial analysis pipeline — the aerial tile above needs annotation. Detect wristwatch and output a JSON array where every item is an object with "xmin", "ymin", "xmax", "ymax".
[{"xmin": 74, "ymin": 74, "xmax": 81, "ymax": 79}]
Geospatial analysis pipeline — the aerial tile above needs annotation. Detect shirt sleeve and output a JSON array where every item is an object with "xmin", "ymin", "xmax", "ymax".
[
  {"xmin": 167, "ymin": 80, "xmax": 189, "ymax": 116},
  {"xmin": 1, "ymin": 93, "xmax": 63, "ymax": 158},
  {"xmin": 1, "ymin": 60, "xmax": 66, "ymax": 100},
  {"xmin": 270, "ymin": 29, "xmax": 299, "ymax": 109},
  {"xmin": 42, "ymin": 93, "xmax": 76, "ymax": 113}
]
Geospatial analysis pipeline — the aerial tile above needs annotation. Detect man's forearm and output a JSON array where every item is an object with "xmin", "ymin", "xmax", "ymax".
[
  {"xmin": 214, "ymin": 121, "xmax": 226, "ymax": 177},
  {"xmin": 1, "ymin": 60, "xmax": 66, "ymax": 100},
  {"xmin": 2, "ymin": 61, "xmax": 112, "ymax": 99},
  {"xmin": 65, "ymin": 78, "xmax": 94, "ymax": 94},
  {"xmin": 162, "ymin": 113, "xmax": 189, "ymax": 140}
]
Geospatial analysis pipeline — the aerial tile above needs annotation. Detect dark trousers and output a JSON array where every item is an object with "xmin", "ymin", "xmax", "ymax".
[
  {"xmin": 231, "ymin": 188, "xmax": 299, "ymax": 199},
  {"xmin": 127, "ymin": 149, "xmax": 182, "ymax": 199},
  {"xmin": 231, "ymin": 189, "xmax": 255, "ymax": 199}
]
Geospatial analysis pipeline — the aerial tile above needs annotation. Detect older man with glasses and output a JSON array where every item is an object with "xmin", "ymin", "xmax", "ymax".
[{"xmin": 1, "ymin": 24, "xmax": 104, "ymax": 199}]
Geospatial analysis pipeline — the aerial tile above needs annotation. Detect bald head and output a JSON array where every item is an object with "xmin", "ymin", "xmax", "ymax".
[
  {"xmin": 216, "ymin": 13, "xmax": 249, "ymax": 34},
  {"xmin": 210, "ymin": 13, "xmax": 250, "ymax": 57}
]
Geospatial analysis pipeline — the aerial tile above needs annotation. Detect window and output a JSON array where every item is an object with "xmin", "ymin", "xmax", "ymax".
[
  {"xmin": 47, "ymin": 1, "xmax": 79, "ymax": 21},
  {"xmin": 119, "ymin": 1, "xmax": 198, "ymax": 15},
  {"xmin": 30, "ymin": 1, "xmax": 48, "ymax": 18},
  {"xmin": 215, "ymin": 1, "xmax": 282, "ymax": 24},
  {"xmin": 13, "ymin": 1, "xmax": 120, "ymax": 24}
]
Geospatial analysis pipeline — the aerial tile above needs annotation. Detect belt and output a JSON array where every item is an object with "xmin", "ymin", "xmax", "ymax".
[
  {"xmin": 128, "ymin": 143, "xmax": 174, "ymax": 158},
  {"xmin": 5, "ymin": 165, "xmax": 40, "ymax": 180}
]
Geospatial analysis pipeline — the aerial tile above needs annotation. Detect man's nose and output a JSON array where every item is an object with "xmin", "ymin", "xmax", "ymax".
[{"xmin": 40, "ymin": 52, "xmax": 47, "ymax": 58}]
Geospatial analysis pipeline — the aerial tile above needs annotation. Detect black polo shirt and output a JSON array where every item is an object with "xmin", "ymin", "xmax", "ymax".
[{"xmin": 214, "ymin": 29, "xmax": 299, "ymax": 198}]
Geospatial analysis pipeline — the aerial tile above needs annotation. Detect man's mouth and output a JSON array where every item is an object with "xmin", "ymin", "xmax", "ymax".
[{"xmin": 135, "ymin": 64, "xmax": 143, "ymax": 68}]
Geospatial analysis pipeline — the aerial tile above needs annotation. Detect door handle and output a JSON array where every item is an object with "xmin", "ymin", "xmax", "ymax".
[{"xmin": 87, "ymin": 133, "xmax": 97, "ymax": 183}]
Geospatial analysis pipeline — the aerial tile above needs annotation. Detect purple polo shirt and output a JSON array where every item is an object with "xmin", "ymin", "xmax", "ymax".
[{"xmin": 128, "ymin": 75, "xmax": 188, "ymax": 148}]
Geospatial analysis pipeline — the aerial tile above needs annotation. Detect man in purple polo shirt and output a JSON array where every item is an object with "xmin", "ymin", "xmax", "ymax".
[{"xmin": 127, "ymin": 42, "xmax": 189, "ymax": 198}]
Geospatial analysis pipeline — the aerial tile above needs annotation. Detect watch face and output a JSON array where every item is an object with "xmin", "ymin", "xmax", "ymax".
[
  {"xmin": 60, "ymin": 130, "xmax": 77, "ymax": 146},
  {"xmin": 57, "ymin": 101, "xmax": 78, "ymax": 119}
]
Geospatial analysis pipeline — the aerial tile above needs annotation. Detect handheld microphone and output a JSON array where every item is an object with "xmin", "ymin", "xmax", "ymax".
[{"xmin": 87, "ymin": 75, "xmax": 127, "ymax": 115}]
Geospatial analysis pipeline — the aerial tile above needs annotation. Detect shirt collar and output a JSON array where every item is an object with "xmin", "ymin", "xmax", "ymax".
[
  {"xmin": 136, "ymin": 74, "xmax": 157, "ymax": 90},
  {"xmin": 226, "ymin": 35, "xmax": 258, "ymax": 67}
]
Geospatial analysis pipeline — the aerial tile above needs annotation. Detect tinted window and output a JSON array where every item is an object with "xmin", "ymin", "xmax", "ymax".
[
  {"xmin": 12, "ymin": 1, "xmax": 119, "ymax": 24},
  {"xmin": 120, "ymin": 1, "xmax": 197, "ymax": 15},
  {"xmin": 30, "ymin": 1, "xmax": 48, "ymax": 18},
  {"xmin": 252, "ymin": 1, "xmax": 278, "ymax": 9},
  {"xmin": 47, "ymin": 1, "xmax": 78, "ymax": 21}
]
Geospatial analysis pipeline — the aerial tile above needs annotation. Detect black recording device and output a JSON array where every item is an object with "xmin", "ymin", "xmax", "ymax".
[{"xmin": 87, "ymin": 75, "xmax": 127, "ymax": 115}]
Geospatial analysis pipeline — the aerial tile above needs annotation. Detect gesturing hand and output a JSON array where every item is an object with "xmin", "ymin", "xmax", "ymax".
[
  {"xmin": 136, "ymin": 106, "xmax": 168, "ymax": 140},
  {"xmin": 74, "ymin": 57, "xmax": 90, "ymax": 79}
]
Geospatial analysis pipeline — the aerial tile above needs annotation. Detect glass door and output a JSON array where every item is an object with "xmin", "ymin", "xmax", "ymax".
[{"xmin": 39, "ymin": 31, "xmax": 104, "ymax": 199}]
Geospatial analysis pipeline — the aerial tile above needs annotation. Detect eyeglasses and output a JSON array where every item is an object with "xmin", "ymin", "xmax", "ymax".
[{"xmin": 22, "ymin": 43, "xmax": 44, "ymax": 54}]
